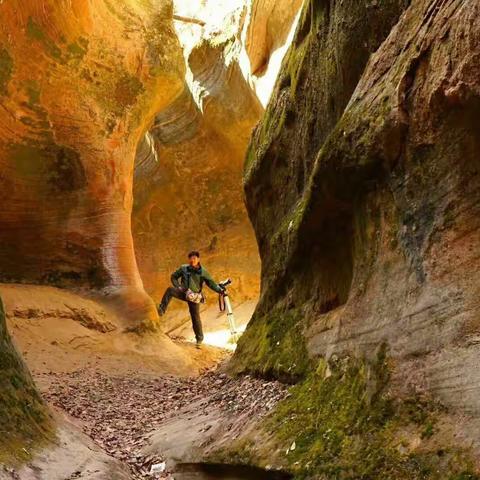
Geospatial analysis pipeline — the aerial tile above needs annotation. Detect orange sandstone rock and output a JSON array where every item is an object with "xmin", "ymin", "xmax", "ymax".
[{"xmin": 0, "ymin": 0, "xmax": 184, "ymax": 327}]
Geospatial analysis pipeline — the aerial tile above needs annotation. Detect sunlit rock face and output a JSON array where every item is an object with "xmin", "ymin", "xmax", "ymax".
[
  {"xmin": 170, "ymin": 0, "xmax": 303, "ymax": 106},
  {"xmin": 243, "ymin": 0, "xmax": 304, "ymax": 106},
  {"xmin": 132, "ymin": 0, "xmax": 302, "ymax": 303},
  {"xmin": 233, "ymin": 0, "xmax": 480, "ymax": 418},
  {"xmin": 0, "ymin": 0, "xmax": 303, "ymax": 324},
  {"xmin": 0, "ymin": 0, "xmax": 184, "ymax": 326}
]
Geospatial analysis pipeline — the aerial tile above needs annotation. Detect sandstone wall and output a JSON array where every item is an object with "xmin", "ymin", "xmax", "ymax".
[
  {"xmin": 232, "ymin": 0, "xmax": 480, "ymax": 421},
  {"xmin": 0, "ymin": 0, "xmax": 303, "ymax": 320},
  {"xmin": 132, "ymin": 37, "xmax": 263, "ymax": 302},
  {"xmin": 0, "ymin": 0, "xmax": 184, "ymax": 326},
  {"xmin": 132, "ymin": 0, "xmax": 303, "ymax": 303}
]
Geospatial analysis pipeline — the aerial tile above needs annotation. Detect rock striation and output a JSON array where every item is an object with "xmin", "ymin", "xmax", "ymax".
[
  {"xmin": 132, "ymin": 32, "xmax": 264, "ymax": 302},
  {"xmin": 132, "ymin": 0, "xmax": 303, "ymax": 303},
  {"xmin": 0, "ymin": 0, "xmax": 184, "ymax": 327},
  {"xmin": 233, "ymin": 0, "xmax": 480, "ymax": 420}
]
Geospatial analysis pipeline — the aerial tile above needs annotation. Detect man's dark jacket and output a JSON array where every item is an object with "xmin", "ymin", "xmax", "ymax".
[{"xmin": 171, "ymin": 264, "xmax": 223, "ymax": 294}]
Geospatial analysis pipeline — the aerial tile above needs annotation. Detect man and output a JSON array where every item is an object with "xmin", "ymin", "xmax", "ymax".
[{"xmin": 158, "ymin": 251, "xmax": 224, "ymax": 348}]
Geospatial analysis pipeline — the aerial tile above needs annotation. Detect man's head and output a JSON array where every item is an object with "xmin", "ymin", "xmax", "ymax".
[{"xmin": 188, "ymin": 250, "xmax": 200, "ymax": 268}]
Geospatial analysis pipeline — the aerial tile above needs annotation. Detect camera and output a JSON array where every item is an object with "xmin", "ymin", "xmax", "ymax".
[{"xmin": 219, "ymin": 278, "xmax": 232, "ymax": 289}]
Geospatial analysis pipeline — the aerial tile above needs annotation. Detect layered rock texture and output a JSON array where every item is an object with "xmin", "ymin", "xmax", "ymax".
[
  {"xmin": 233, "ymin": 0, "xmax": 480, "ymax": 420},
  {"xmin": 0, "ymin": 0, "xmax": 302, "ymax": 322},
  {"xmin": 132, "ymin": 18, "xmax": 263, "ymax": 302},
  {"xmin": 0, "ymin": 0, "xmax": 184, "ymax": 326},
  {"xmin": 132, "ymin": 0, "xmax": 302, "ymax": 302}
]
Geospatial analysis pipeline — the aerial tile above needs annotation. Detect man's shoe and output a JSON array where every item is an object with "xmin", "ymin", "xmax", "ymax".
[
  {"xmin": 195, "ymin": 341, "xmax": 202, "ymax": 349},
  {"xmin": 157, "ymin": 305, "xmax": 166, "ymax": 316}
]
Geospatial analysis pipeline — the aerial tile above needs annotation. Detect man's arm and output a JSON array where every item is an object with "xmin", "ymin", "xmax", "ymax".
[
  {"xmin": 202, "ymin": 269, "xmax": 224, "ymax": 294},
  {"xmin": 171, "ymin": 267, "xmax": 184, "ymax": 289}
]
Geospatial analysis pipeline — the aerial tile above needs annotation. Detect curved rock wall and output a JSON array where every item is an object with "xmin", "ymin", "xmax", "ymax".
[
  {"xmin": 0, "ymin": 0, "xmax": 184, "ymax": 326},
  {"xmin": 133, "ymin": 83, "xmax": 263, "ymax": 303},
  {"xmin": 132, "ymin": 0, "xmax": 303, "ymax": 303},
  {"xmin": 232, "ymin": 0, "xmax": 480, "ymax": 420},
  {"xmin": 0, "ymin": 0, "xmax": 303, "ymax": 322},
  {"xmin": 243, "ymin": 0, "xmax": 304, "ymax": 106}
]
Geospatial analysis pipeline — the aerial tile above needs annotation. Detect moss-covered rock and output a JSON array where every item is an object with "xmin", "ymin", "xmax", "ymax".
[
  {"xmin": 26, "ymin": 16, "xmax": 63, "ymax": 61},
  {"xmin": 264, "ymin": 354, "xmax": 479, "ymax": 480},
  {"xmin": 225, "ymin": 352, "xmax": 480, "ymax": 479},
  {"xmin": 0, "ymin": 47, "xmax": 13, "ymax": 95},
  {"xmin": 236, "ymin": 0, "xmax": 480, "ymax": 427},
  {"xmin": 0, "ymin": 296, "xmax": 53, "ymax": 464},
  {"xmin": 233, "ymin": 0, "xmax": 480, "ymax": 474},
  {"xmin": 236, "ymin": 0, "xmax": 411, "ymax": 376},
  {"xmin": 229, "ymin": 307, "xmax": 312, "ymax": 382}
]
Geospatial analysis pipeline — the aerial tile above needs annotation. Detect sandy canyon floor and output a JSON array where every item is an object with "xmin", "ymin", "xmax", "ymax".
[{"xmin": 0, "ymin": 284, "xmax": 285, "ymax": 480}]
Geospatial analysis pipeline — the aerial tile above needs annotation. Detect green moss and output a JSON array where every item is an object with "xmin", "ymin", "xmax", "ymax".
[
  {"xmin": 0, "ymin": 47, "xmax": 13, "ymax": 95},
  {"xmin": 46, "ymin": 145, "xmax": 86, "ymax": 192},
  {"xmin": 271, "ymin": 198, "xmax": 309, "ymax": 247},
  {"xmin": 24, "ymin": 80, "xmax": 41, "ymax": 106},
  {"xmin": 244, "ymin": 145, "xmax": 256, "ymax": 173},
  {"xmin": 229, "ymin": 307, "xmax": 311, "ymax": 382},
  {"xmin": 244, "ymin": 91, "xmax": 288, "ymax": 178},
  {"xmin": 207, "ymin": 177, "xmax": 222, "ymax": 195},
  {"xmin": 266, "ymin": 0, "xmax": 325, "ymax": 105},
  {"xmin": 66, "ymin": 38, "xmax": 89, "ymax": 63},
  {"xmin": 26, "ymin": 17, "xmax": 45, "ymax": 41},
  {"xmin": 95, "ymin": 70, "xmax": 144, "ymax": 117},
  {"xmin": 245, "ymin": 1, "xmax": 323, "ymax": 176},
  {"xmin": 27, "ymin": 17, "xmax": 63, "ymax": 61},
  {"xmin": 9, "ymin": 144, "xmax": 45, "ymax": 177},
  {"xmin": 449, "ymin": 475, "xmax": 480, "ymax": 480},
  {"xmin": 9, "ymin": 142, "xmax": 85, "ymax": 192},
  {"xmin": 284, "ymin": 38, "xmax": 310, "ymax": 99},
  {"xmin": 208, "ymin": 440, "xmax": 257, "ymax": 465},
  {"xmin": 104, "ymin": 0, "xmax": 129, "ymax": 23},
  {"xmin": 262, "ymin": 352, "xmax": 479, "ymax": 479},
  {"xmin": 0, "ymin": 296, "xmax": 53, "ymax": 464}
]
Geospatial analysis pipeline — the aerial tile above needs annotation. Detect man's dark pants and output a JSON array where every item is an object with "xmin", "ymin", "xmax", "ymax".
[{"xmin": 159, "ymin": 287, "xmax": 203, "ymax": 342}]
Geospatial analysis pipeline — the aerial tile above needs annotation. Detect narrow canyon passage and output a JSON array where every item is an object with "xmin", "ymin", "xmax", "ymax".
[
  {"xmin": 0, "ymin": 1, "xmax": 302, "ymax": 478},
  {"xmin": 2, "ymin": 0, "xmax": 480, "ymax": 479}
]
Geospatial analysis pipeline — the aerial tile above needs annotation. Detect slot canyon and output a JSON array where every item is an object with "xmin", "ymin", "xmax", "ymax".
[{"xmin": 0, "ymin": 0, "xmax": 479, "ymax": 479}]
